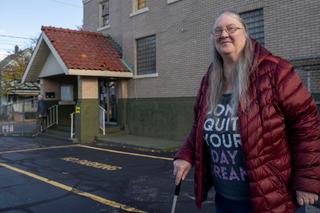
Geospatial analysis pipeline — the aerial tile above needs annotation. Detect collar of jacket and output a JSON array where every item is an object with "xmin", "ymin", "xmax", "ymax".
[{"xmin": 237, "ymin": 39, "xmax": 272, "ymax": 112}]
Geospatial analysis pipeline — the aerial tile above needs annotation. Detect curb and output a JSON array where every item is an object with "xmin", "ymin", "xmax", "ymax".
[{"xmin": 93, "ymin": 140, "xmax": 178, "ymax": 158}]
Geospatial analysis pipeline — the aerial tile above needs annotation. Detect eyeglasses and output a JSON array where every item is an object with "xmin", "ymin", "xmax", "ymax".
[{"xmin": 213, "ymin": 26, "xmax": 243, "ymax": 37}]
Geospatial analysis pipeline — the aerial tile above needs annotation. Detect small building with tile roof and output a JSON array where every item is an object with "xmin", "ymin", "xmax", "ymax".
[{"xmin": 22, "ymin": 26, "xmax": 133, "ymax": 143}]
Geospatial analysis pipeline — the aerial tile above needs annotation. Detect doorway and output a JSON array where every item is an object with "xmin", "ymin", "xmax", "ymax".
[{"xmin": 99, "ymin": 79, "xmax": 117, "ymax": 126}]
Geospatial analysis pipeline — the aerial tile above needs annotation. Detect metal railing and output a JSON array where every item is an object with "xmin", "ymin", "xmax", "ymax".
[
  {"xmin": 47, "ymin": 105, "xmax": 58, "ymax": 128},
  {"xmin": 99, "ymin": 105, "xmax": 106, "ymax": 135},
  {"xmin": 70, "ymin": 112, "xmax": 75, "ymax": 139}
]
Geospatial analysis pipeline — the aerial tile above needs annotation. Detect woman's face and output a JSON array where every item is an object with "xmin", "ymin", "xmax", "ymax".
[{"xmin": 213, "ymin": 13, "xmax": 247, "ymax": 61}]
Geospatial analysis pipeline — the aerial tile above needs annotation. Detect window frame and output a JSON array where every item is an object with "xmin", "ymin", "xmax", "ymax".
[
  {"xmin": 130, "ymin": 0, "xmax": 149, "ymax": 17},
  {"xmin": 137, "ymin": 0, "xmax": 146, "ymax": 10},
  {"xmin": 135, "ymin": 35, "xmax": 157, "ymax": 77},
  {"xmin": 292, "ymin": 58, "xmax": 320, "ymax": 95},
  {"xmin": 98, "ymin": 0, "xmax": 110, "ymax": 30},
  {"xmin": 167, "ymin": 0, "xmax": 181, "ymax": 4},
  {"xmin": 60, "ymin": 85, "xmax": 74, "ymax": 102},
  {"xmin": 240, "ymin": 8, "xmax": 265, "ymax": 46}
]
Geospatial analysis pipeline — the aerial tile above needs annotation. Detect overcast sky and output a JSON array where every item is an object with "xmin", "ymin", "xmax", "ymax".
[{"xmin": 0, "ymin": 0, "xmax": 83, "ymax": 61}]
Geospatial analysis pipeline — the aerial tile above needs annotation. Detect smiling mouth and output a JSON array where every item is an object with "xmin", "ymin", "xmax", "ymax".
[{"xmin": 221, "ymin": 43, "xmax": 232, "ymax": 47}]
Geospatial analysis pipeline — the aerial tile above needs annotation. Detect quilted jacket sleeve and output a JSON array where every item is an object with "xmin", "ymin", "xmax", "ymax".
[
  {"xmin": 274, "ymin": 58, "xmax": 320, "ymax": 195},
  {"xmin": 174, "ymin": 73, "xmax": 208, "ymax": 165}
]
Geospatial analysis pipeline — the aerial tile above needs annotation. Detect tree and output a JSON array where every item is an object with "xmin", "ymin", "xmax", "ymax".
[{"xmin": 0, "ymin": 48, "xmax": 32, "ymax": 96}]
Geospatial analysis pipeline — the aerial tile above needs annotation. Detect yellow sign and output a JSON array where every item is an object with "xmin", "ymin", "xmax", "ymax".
[{"xmin": 75, "ymin": 106, "xmax": 80, "ymax": 113}]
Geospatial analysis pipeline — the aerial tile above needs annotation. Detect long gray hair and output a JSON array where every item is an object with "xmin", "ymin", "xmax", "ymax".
[{"xmin": 207, "ymin": 11, "xmax": 254, "ymax": 114}]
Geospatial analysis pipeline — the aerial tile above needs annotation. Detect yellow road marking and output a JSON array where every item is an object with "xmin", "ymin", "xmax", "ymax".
[
  {"xmin": 0, "ymin": 144, "xmax": 174, "ymax": 161},
  {"xmin": 78, "ymin": 145, "xmax": 173, "ymax": 161},
  {"xmin": 61, "ymin": 157, "xmax": 122, "ymax": 171},
  {"xmin": 0, "ymin": 145, "xmax": 78, "ymax": 155},
  {"xmin": 0, "ymin": 162, "xmax": 146, "ymax": 213}
]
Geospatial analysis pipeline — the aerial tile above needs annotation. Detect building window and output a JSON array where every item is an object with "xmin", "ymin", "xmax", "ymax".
[
  {"xmin": 130, "ymin": 0, "xmax": 148, "ymax": 16},
  {"xmin": 240, "ymin": 9, "xmax": 264, "ymax": 46},
  {"xmin": 60, "ymin": 85, "xmax": 73, "ymax": 101},
  {"xmin": 136, "ymin": 35, "xmax": 156, "ymax": 75},
  {"xmin": 292, "ymin": 58, "xmax": 320, "ymax": 96},
  {"xmin": 136, "ymin": 0, "xmax": 146, "ymax": 10},
  {"xmin": 100, "ymin": 0, "xmax": 110, "ymax": 27}
]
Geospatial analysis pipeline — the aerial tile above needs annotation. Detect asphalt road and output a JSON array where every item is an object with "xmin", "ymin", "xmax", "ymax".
[
  {"xmin": 0, "ymin": 137, "xmax": 214, "ymax": 213},
  {"xmin": 0, "ymin": 137, "xmax": 319, "ymax": 213}
]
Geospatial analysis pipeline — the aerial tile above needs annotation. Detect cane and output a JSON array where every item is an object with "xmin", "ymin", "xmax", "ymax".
[{"xmin": 171, "ymin": 179, "xmax": 182, "ymax": 213}]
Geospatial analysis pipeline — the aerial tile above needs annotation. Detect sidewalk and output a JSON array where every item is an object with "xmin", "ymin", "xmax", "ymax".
[{"xmin": 94, "ymin": 132, "xmax": 183, "ymax": 154}]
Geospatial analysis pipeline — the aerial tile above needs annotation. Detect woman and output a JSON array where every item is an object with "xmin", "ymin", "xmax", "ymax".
[{"xmin": 173, "ymin": 11, "xmax": 320, "ymax": 213}]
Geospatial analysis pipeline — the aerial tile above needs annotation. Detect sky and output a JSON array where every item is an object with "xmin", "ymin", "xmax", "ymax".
[{"xmin": 0, "ymin": 0, "xmax": 83, "ymax": 61}]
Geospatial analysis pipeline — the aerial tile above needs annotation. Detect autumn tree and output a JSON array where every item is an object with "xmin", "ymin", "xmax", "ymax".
[{"xmin": 0, "ymin": 48, "xmax": 32, "ymax": 95}]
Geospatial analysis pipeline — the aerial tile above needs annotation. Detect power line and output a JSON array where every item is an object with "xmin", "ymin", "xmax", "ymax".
[
  {"xmin": 0, "ymin": 42, "xmax": 28, "ymax": 46},
  {"xmin": 0, "ymin": 39, "xmax": 29, "ymax": 44},
  {"xmin": 0, "ymin": 44, "xmax": 27, "ymax": 48},
  {"xmin": 0, "ymin": 38, "xmax": 28, "ymax": 42},
  {"xmin": 0, "ymin": 34, "xmax": 34, "ymax": 40},
  {"xmin": 49, "ymin": 0, "xmax": 82, "ymax": 8},
  {"xmin": 0, "ymin": 47, "xmax": 16, "ymax": 51}
]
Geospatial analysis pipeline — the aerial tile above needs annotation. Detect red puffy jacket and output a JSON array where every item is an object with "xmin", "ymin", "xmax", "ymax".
[{"xmin": 175, "ymin": 40, "xmax": 320, "ymax": 213}]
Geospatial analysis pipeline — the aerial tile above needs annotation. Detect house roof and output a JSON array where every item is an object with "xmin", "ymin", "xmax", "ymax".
[
  {"xmin": 0, "ymin": 48, "xmax": 32, "ymax": 70},
  {"xmin": 22, "ymin": 26, "xmax": 132, "ymax": 82},
  {"xmin": 0, "ymin": 55, "xmax": 16, "ymax": 69},
  {"xmin": 5, "ymin": 80, "xmax": 39, "ymax": 96},
  {"xmin": 41, "ymin": 26, "xmax": 128, "ymax": 72}
]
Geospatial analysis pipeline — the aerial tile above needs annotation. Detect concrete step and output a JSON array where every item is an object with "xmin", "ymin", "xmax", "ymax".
[
  {"xmin": 39, "ymin": 126, "xmax": 72, "ymax": 142},
  {"xmin": 39, "ymin": 133, "xmax": 71, "ymax": 142},
  {"xmin": 50, "ymin": 125, "xmax": 70, "ymax": 133},
  {"xmin": 95, "ymin": 130, "xmax": 127, "ymax": 141},
  {"xmin": 46, "ymin": 129, "xmax": 70, "ymax": 137},
  {"xmin": 105, "ymin": 126, "xmax": 122, "ymax": 134}
]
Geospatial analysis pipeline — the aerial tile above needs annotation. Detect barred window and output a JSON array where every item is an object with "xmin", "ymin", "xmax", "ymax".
[
  {"xmin": 293, "ymin": 58, "xmax": 320, "ymax": 96},
  {"xmin": 136, "ymin": 35, "xmax": 156, "ymax": 75},
  {"xmin": 100, "ymin": 0, "xmax": 110, "ymax": 27},
  {"xmin": 240, "ymin": 9, "xmax": 264, "ymax": 46}
]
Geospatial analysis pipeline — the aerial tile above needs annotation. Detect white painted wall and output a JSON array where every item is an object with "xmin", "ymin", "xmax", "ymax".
[{"xmin": 39, "ymin": 53, "xmax": 65, "ymax": 78}]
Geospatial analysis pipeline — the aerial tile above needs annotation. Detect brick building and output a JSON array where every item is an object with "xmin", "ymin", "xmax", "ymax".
[
  {"xmin": 22, "ymin": 0, "xmax": 320, "ymax": 143},
  {"xmin": 82, "ymin": 0, "xmax": 320, "ymax": 141}
]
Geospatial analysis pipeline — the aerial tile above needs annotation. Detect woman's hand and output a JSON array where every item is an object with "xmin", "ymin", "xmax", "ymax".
[
  {"xmin": 173, "ymin": 159, "xmax": 192, "ymax": 185},
  {"xmin": 296, "ymin": 190, "xmax": 319, "ymax": 205}
]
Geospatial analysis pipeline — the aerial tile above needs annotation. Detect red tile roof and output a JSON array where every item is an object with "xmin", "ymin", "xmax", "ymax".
[{"xmin": 41, "ymin": 26, "xmax": 128, "ymax": 72}]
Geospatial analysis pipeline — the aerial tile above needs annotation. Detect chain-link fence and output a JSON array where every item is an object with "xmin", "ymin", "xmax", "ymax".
[{"xmin": 0, "ymin": 97, "xmax": 38, "ymax": 136}]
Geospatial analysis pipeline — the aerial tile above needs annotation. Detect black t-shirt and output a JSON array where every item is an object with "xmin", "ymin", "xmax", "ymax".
[{"xmin": 204, "ymin": 94, "xmax": 250, "ymax": 201}]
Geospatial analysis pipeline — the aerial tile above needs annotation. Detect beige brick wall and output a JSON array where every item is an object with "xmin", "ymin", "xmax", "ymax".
[
  {"xmin": 78, "ymin": 76, "xmax": 98, "ymax": 99},
  {"xmin": 41, "ymin": 79, "xmax": 60, "ymax": 100},
  {"xmin": 83, "ymin": 0, "xmax": 320, "ymax": 98},
  {"xmin": 118, "ymin": 80, "xmax": 129, "ymax": 99}
]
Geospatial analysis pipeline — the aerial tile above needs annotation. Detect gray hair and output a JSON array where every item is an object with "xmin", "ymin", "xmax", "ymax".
[{"xmin": 207, "ymin": 11, "xmax": 253, "ymax": 114}]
